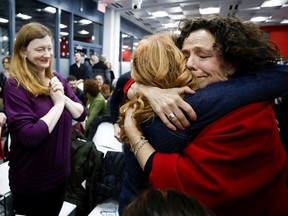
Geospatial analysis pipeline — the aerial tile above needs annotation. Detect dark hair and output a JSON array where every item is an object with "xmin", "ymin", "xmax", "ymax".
[
  {"xmin": 123, "ymin": 188, "xmax": 214, "ymax": 216},
  {"xmin": 2, "ymin": 56, "xmax": 10, "ymax": 64},
  {"xmin": 84, "ymin": 79, "xmax": 100, "ymax": 97},
  {"xmin": 176, "ymin": 15, "xmax": 280, "ymax": 74},
  {"xmin": 66, "ymin": 75, "xmax": 77, "ymax": 82}
]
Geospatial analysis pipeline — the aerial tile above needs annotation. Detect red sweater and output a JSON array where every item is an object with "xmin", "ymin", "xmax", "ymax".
[{"xmin": 150, "ymin": 102, "xmax": 288, "ymax": 216}]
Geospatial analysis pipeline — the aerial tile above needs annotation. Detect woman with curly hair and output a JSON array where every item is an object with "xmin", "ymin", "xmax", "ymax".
[{"xmin": 119, "ymin": 16, "xmax": 288, "ymax": 215}]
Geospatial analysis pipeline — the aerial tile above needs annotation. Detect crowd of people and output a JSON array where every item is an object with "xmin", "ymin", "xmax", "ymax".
[{"xmin": 0, "ymin": 14, "xmax": 288, "ymax": 216}]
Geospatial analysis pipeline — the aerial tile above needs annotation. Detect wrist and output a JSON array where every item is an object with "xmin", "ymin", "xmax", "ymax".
[{"xmin": 130, "ymin": 135, "xmax": 148, "ymax": 157}]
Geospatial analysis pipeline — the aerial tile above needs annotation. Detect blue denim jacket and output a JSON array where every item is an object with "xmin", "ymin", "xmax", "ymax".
[{"xmin": 119, "ymin": 64, "xmax": 288, "ymax": 215}]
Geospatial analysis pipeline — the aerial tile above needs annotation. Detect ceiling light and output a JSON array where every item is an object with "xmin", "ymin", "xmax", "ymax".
[
  {"xmin": 60, "ymin": 32, "xmax": 69, "ymax": 36},
  {"xmin": 199, "ymin": 7, "xmax": 220, "ymax": 15},
  {"xmin": 163, "ymin": 23, "xmax": 177, "ymax": 28},
  {"xmin": 241, "ymin": 6, "xmax": 261, "ymax": 11},
  {"xmin": 60, "ymin": 24, "xmax": 67, "ymax": 29},
  {"xmin": 78, "ymin": 19, "xmax": 92, "ymax": 25},
  {"xmin": 78, "ymin": 30, "xmax": 89, "ymax": 35},
  {"xmin": 151, "ymin": 11, "xmax": 169, "ymax": 18},
  {"xmin": 281, "ymin": 19, "xmax": 288, "ymax": 23},
  {"xmin": 169, "ymin": 15, "xmax": 185, "ymax": 20},
  {"xmin": 250, "ymin": 16, "xmax": 269, "ymax": 22},
  {"xmin": 16, "ymin": 13, "xmax": 32, "ymax": 20},
  {"xmin": 0, "ymin": 18, "xmax": 8, "ymax": 23},
  {"xmin": 44, "ymin": 6, "xmax": 56, "ymax": 14},
  {"xmin": 261, "ymin": 0, "xmax": 286, "ymax": 7}
]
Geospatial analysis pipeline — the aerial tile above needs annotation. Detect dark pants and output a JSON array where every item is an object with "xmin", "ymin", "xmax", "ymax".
[{"xmin": 12, "ymin": 180, "xmax": 67, "ymax": 216}]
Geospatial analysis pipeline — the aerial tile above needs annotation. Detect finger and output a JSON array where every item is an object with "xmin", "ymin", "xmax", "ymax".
[
  {"xmin": 157, "ymin": 112, "xmax": 177, "ymax": 131},
  {"xmin": 158, "ymin": 99, "xmax": 189, "ymax": 129},
  {"xmin": 169, "ymin": 109, "xmax": 189, "ymax": 129},
  {"xmin": 125, "ymin": 107, "xmax": 134, "ymax": 118},
  {"xmin": 177, "ymin": 100, "xmax": 197, "ymax": 121},
  {"xmin": 176, "ymin": 86, "xmax": 195, "ymax": 95},
  {"xmin": 114, "ymin": 134, "xmax": 121, "ymax": 142}
]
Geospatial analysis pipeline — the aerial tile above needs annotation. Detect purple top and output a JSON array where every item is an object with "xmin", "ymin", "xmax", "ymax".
[{"xmin": 3, "ymin": 72, "xmax": 87, "ymax": 193}]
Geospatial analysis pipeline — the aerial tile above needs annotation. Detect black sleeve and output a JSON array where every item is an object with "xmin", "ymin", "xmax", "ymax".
[
  {"xmin": 144, "ymin": 151, "xmax": 156, "ymax": 179},
  {"xmin": 109, "ymin": 72, "xmax": 131, "ymax": 124}
]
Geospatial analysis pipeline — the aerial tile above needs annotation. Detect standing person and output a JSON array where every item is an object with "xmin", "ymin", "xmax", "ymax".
[
  {"xmin": 94, "ymin": 54, "xmax": 107, "ymax": 70},
  {"xmin": 3, "ymin": 22, "xmax": 86, "ymax": 216},
  {"xmin": 66, "ymin": 75, "xmax": 86, "ymax": 105},
  {"xmin": 106, "ymin": 61, "xmax": 115, "ymax": 86},
  {"xmin": 109, "ymin": 72, "xmax": 131, "ymax": 141},
  {"xmin": 93, "ymin": 54, "xmax": 110, "ymax": 84},
  {"xmin": 0, "ymin": 56, "xmax": 10, "ymax": 108},
  {"xmin": 69, "ymin": 52, "xmax": 90, "ymax": 83},
  {"xmin": 119, "ymin": 16, "xmax": 288, "ymax": 216},
  {"xmin": 0, "ymin": 56, "xmax": 10, "ymax": 81}
]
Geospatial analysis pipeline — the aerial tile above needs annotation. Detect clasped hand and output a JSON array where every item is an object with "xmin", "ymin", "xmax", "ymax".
[{"xmin": 49, "ymin": 76, "xmax": 65, "ymax": 105}]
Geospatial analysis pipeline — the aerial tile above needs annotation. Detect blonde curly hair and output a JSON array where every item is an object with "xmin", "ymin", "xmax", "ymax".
[{"xmin": 119, "ymin": 32, "xmax": 199, "ymax": 145}]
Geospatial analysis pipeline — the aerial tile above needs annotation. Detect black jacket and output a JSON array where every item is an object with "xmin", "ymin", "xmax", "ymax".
[{"xmin": 65, "ymin": 129, "xmax": 104, "ymax": 215}]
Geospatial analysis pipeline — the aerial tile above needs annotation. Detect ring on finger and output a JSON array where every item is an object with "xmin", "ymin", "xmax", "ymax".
[{"xmin": 167, "ymin": 112, "xmax": 176, "ymax": 120}]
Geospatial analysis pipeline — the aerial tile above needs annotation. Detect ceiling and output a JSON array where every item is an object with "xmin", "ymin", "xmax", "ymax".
[{"xmin": 102, "ymin": 0, "xmax": 288, "ymax": 33}]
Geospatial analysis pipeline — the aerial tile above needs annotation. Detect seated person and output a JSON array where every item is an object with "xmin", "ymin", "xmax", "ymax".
[{"xmin": 66, "ymin": 75, "xmax": 86, "ymax": 105}]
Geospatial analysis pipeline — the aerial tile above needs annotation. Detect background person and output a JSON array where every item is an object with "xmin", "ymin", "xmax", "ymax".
[
  {"xmin": 109, "ymin": 72, "xmax": 131, "ymax": 141},
  {"xmin": 3, "ymin": 22, "xmax": 86, "ymax": 216},
  {"xmin": 123, "ymin": 188, "xmax": 214, "ymax": 216},
  {"xmin": 106, "ymin": 61, "xmax": 115, "ymax": 86},
  {"xmin": 69, "ymin": 52, "xmax": 90, "ymax": 84},
  {"xmin": 84, "ymin": 79, "xmax": 108, "ymax": 134},
  {"xmin": 0, "ymin": 56, "xmax": 10, "ymax": 108},
  {"xmin": 66, "ymin": 75, "xmax": 86, "ymax": 105},
  {"xmin": 119, "ymin": 15, "xmax": 288, "ymax": 216}
]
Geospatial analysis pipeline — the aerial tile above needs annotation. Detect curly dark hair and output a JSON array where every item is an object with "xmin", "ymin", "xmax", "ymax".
[
  {"xmin": 176, "ymin": 15, "xmax": 280, "ymax": 74},
  {"xmin": 84, "ymin": 79, "xmax": 100, "ymax": 97}
]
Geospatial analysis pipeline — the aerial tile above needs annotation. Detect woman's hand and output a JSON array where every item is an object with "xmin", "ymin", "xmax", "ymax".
[
  {"xmin": 124, "ymin": 106, "xmax": 156, "ymax": 170},
  {"xmin": 124, "ymin": 106, "xmax": 143, "ymax": 144},
  {"xmin": 113, "ymin": 123, "xmax": 121, "ymax": 142},
  {"xmin": 136, "ymin": 84, "xmax": 197, "ymax": 131},
  {"xmin": 50, "ymin": 77, "xmax": 65, "ymax": 106}
]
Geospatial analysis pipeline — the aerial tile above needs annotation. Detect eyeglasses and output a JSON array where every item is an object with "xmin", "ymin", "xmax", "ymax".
[{"xmin": 3, "ymin": 61, "xmax": 9, "ymax": 64}]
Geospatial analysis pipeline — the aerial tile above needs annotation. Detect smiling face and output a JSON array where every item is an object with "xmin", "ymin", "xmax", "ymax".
[
  {"xmin": 181, "ymin": 29, "xmax": 235, "ymax": 88},
  {"xmin": 95, "ymin": 75, "xmax": 104, "ymax": 87},
  {"xmin": 23, "ymin": 35, "xmax": 53, "ymax": 73}
]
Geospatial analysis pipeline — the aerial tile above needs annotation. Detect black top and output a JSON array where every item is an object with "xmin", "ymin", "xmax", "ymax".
[
  {"xmin": 69, "ymin": 63, "xmax": 90, "ymax": 80},
  {"xmin": 109, "ymin": 72, "xmax": 131, "ymax": 124}
]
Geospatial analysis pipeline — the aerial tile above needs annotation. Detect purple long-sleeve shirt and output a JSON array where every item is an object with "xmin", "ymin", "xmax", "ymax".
[{"xmin": 3, "ymin": 72, "xmax": 86, "ymax": 193}]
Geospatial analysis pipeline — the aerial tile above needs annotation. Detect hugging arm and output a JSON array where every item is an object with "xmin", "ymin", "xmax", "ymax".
[
  {"xmin": 136, "ymin": 64, "xmax": 288, "ymax": 131},
  {"xmin": 125, "ymin": 64, "xmax": 288, "ymax": 169}
]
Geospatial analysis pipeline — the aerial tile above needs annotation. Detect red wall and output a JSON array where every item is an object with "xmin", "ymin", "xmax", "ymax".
[{"xmin": 261, "ymin": 25, "xmax": 288, "ymax": 57}]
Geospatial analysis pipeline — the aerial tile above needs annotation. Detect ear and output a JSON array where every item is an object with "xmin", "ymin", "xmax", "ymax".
[
  {"xmin": 227, "ymin": 63, "xmax": 236, "ymax": 76},
  {"xmin": 19, "ymin": 48, "xmax": 27, "ymax": 58}
]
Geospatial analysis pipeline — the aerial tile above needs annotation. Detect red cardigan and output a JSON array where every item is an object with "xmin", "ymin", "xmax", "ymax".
[{"xmin": 150, "ymin": 102, "xmax": 288, "ymax": 216}]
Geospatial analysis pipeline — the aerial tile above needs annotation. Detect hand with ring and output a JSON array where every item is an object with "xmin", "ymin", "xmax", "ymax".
[
  {"xmin": 167, "ymin": 113, "xmax": 176, "ymax": 121},
  {"xmin": 133, "ymin": 85, "xmax": 197, "ymax": 131}
]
